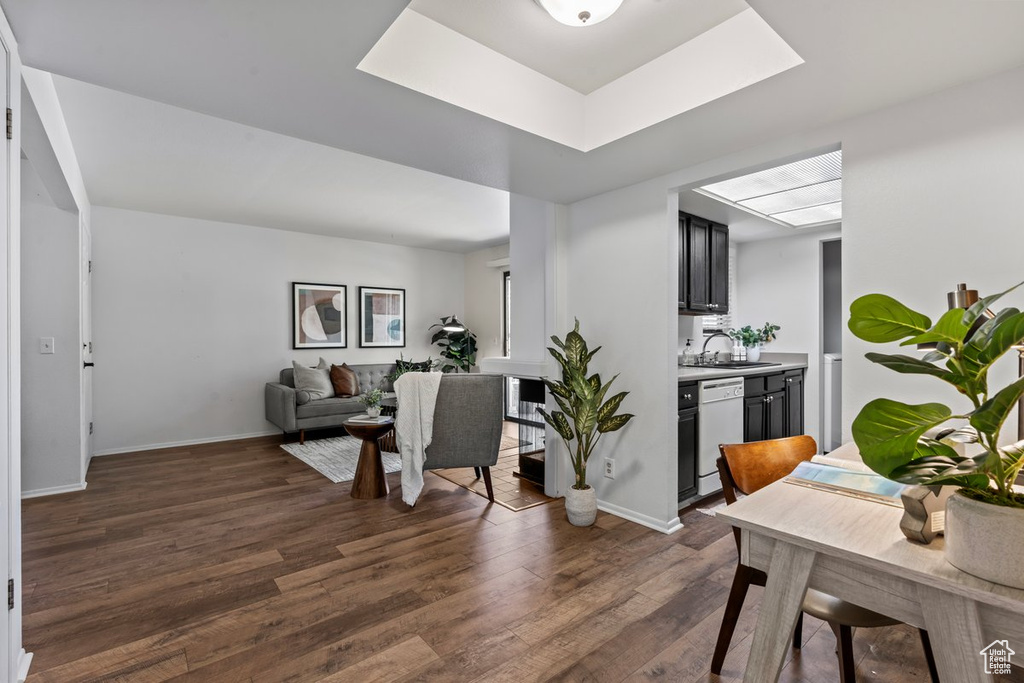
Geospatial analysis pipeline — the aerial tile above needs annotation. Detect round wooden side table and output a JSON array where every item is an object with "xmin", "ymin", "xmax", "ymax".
[{"xmin": 343, "ymin": 419, "xmax": 396, "ymax": 499}]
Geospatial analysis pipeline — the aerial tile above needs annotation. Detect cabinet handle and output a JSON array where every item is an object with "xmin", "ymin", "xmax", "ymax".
[
  {"xmin": 786, "ymin": 378, "xmax": 792, "ymax": 383},
  {"xmin": 684, "ymin": 393, "xmax": 692, "ymax": 400}
]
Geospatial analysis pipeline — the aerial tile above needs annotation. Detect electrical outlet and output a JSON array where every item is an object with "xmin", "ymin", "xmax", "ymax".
[
  {"xmin": 604, "ymin": 458, "xmax": 615, "ymax": 479},
  {"xmin": 39, "ymin": 337, "xmax": 55, "ymax": 354}
]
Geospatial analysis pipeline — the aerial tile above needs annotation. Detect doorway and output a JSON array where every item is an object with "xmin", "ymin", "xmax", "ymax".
[
  {"xmin": 19, "ymin": 81, "xmax": 90, "ymax": 498},
  {"xmin": 820, "ymin": 238, "xmax": 842, "ymax": 452}
]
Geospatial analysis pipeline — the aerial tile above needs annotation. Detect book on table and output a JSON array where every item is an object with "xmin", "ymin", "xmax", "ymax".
[
  {"xmin": 347, "ymin": 414, "xmax": 394, "ymax": 424},
  {"xmin": 785, "ymin": 461, "xmax": 907, "ymax": 507}
]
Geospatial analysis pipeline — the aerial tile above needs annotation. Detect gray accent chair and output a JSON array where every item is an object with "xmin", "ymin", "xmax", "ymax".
[
  {"xmin": 265, "ymin": 363, "xmax": 396, "ymax": 444},
  {"xmin": 421, "ymin": 373, "xmax": 504, "ymax": 501}
]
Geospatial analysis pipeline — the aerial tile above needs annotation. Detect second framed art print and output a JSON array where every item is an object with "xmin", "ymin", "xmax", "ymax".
[{"xmin": 358, "ymin": 286, "xmax": 405, "ymax": 348}]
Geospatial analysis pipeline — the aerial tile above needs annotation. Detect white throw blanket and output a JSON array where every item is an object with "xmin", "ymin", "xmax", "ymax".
[{"xmin": 394, "ymin": 372, "xmax": 443, "ymax": 506}]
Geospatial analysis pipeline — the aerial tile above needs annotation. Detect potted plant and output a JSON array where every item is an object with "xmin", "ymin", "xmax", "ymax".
[
  {"xmin": 359, "ymin": 388, "xmax": 385, "ymax": 418},
  {"xmin": 430, "ymin": 316, "xmax": 478, "ymax": 373},
  {"xmin": 848, "ymin": 281, "xmax": 1024, "ymax": 588},
  {"xmin": 539, "ymin": 319, "xmax": 635, "ymax": 526},
  {"xmin": 729, "ymin": 322, "xmax": 781, "ymax": 362}
]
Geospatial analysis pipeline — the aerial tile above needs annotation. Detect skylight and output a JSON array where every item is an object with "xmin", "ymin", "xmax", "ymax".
[{"xmin": 695, "ymin": 150, "xmax": 842, "ymax": 228}]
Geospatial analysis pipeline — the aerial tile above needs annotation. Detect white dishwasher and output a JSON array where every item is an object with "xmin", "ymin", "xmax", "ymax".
[{"xmin": 697, "ymin": 377, "xmax": 745, "ymax": 495}]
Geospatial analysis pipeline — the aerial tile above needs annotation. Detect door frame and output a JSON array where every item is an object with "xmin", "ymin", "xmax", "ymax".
[{"xmin": 0, "ymin": 6, "xmax": 24, "ymax": 680}]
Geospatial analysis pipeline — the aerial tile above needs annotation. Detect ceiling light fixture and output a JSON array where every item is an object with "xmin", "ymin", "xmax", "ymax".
[{"xmin": 535, "ymin": 0, "xmax": 624, "ymax": 27}]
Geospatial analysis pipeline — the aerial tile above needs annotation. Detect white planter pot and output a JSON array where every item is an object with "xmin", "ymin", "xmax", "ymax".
[
  {"xmin": 945, "ymin": 491, "xmax": 1024, "ymax": 589},
  {"xmin": 745, "ymin": 345, "xmax": 761, "ymax": 362},
  {"xmin": 565, "ymin": 485, "xmax": 597, "ymax": 527},
  {"xmin": 366, "ymin": 406, "xmax": 381, "ymax": 418}
]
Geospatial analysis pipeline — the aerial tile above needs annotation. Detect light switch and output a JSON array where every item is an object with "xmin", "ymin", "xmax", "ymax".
[{"xmin": 39, "ymin": 337, "xmax": 55, "ymax": 354}]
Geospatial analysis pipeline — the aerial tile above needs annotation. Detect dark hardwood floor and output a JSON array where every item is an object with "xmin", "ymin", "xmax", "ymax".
[{"xmin": 20, "ymin": 436, "xmax": 977, "ymax": 682}]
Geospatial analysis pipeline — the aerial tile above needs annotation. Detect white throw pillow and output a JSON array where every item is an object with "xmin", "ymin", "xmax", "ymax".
[{"xmin": 292, "ymin": 360, "xmax": 335, "ymax": 402}]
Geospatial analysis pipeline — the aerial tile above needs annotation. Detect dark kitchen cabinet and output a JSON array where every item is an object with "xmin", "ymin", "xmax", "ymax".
[
  {"xmin": 743, "ymin": 369, "xmax": 805, "ymax": 442},
  {"xmin": 679, "ymin": 212, "xmax": 728, "ymax": 315},
  {"xmin": 785, "ymin": 370, "xmax": 805, "ymax": 436},
  {"xmin": 678, "ymin": 382, "xmax": 698, "ymax": 503},
  {"xmin": 709, "ymin": 222, "xmax": 729, "ymax": 313}
]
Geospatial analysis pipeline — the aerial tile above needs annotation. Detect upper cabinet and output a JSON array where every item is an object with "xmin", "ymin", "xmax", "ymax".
[{"xmin": 679, "ymin": 212, "xmax": 729, "ymax": 315}]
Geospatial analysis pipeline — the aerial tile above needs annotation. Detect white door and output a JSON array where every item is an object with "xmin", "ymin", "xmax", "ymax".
[
  {"xmin": 0, "ymin": 27, "xmax": 13, "ymax": 681},
  {"xmin": 80, "ymin": 220, "xmax": 92, "ymax": 479}
]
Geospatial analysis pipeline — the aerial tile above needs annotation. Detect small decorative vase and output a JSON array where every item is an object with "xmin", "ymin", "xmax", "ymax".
[
  {"xmin": 366, "ymin": 406, "xmax": 381, "ymax": 418},
  {"xmin": 565, "ymin": 485, "xmax": 597, "ymax": 527},
  {"xmin": 746, "ymin": 345, "xmax": 761, "ymax": 362},
  {"xmin": 945, "ymin": 491, "xmax": 1024, "ymax": 589}
]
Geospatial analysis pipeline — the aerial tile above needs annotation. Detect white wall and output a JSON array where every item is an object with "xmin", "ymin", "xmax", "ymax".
[
  {"xmin": 509, "ymin": 194, "xmax": 555, "ymax": 364},
  {"xmin": 841, "ymin": 66, "xmax": 1024, "ymax": 439},
  {"xmin": 92, "ymin": 206, "xmax": 467, "ymax": 454},
  {"xmin": 565, "ymin": 180, "xmax": 681, "ymax": 532},
  {"xmin": 20, "ymin": 159, "xmax": 82, "ymax": 495},
  {"xmin": 463, "ymin": 242, "xmax": 508, "ymax": 360},
  {"xmin": 735, "ymin": 227, "xmax": 842, "ymax": 446}
]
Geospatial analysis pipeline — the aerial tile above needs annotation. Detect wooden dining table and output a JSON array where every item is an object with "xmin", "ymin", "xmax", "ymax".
[{"xmin": 716, "ymin": 480, "xmax": 1024, "ymax": 682}]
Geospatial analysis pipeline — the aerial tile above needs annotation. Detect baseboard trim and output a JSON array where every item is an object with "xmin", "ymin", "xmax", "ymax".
[
  {"xmin": 597, "ymin": 500, "xmax": 684, "ymax": 535},
  {"xmin": 92, "ymin": 430, "xmax": 281, "ymax": 457},
  {"xmin": 17, "ymin": 649, "xmax": 33, "ymax": 682},
  {"xmin": 22, "ymin": 482, "xmax": 87, "ymax": 499}
]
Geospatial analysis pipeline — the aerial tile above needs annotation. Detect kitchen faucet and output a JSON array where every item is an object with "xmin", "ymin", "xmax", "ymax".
[{"xmin": 700, "ymin": 331, "xmax": 733, "ymax": 365}]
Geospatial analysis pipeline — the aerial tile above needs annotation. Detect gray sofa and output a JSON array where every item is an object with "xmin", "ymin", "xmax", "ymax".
[{"xmin": 265, "ymin": 363, "xmax": 396, "ymax": 444}]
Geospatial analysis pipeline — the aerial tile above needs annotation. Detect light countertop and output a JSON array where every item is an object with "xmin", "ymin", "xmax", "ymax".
[{"xmin": 677, "ymin": 353, "xmax": 808, "ymax": 382}]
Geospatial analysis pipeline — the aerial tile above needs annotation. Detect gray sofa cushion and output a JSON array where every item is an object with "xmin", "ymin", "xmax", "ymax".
[
  {"xmin": 292, "ymin": 360, "xmax": 334, "ymax": 403},
  {"xmin": 296, "ymin": 396, "xmax": 364, "ymax": 419}
]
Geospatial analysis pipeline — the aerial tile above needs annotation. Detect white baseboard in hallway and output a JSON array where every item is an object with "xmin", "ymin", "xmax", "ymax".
[
  {"xmin": 91, "ymin": 429, "xmax": 281, "ymax": 457},
  {"xmin": 22, "ymin": 482, "xmax": 86, "ymax": 499}
]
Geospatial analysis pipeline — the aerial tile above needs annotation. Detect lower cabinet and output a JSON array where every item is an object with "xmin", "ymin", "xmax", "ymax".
[
  {"xmin": 743, "ymin": 369, "xmax": 805, "ymax": 442},
  {"xmin": 678, "ymin": 407, "xmax": 698, "ymax": 503},
  {"xmin": 678, "ymin": 382, "xmax": 698, "ymax": 503}
]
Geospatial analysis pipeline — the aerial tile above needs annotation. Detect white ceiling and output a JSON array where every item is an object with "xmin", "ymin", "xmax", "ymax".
[
  {"xmin": 49, "ymin": 73, "xmax": 510, "ymax": 252},
  {"xmin": 410, "ymin": 0, "xmax": 747, "ymax": 94},
  {"xmin": 5, "ymin": 0, "xmax": 1024, "ymax": 208},
  {"xmin": 360, "ymin": 7, "xmax": 800, "ymax": 151}
]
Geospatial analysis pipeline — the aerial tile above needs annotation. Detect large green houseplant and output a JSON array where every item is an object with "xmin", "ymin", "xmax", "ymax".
[
  {"xmin": 539, "ymin": 319, "xmax": 634, "ymax": 526},
  {"xmin": 848, "ymin": 281, "xmax": 1024, "ymax": 587},
  {"xmin": 429, "ymin": 316, "xmax": 478, "ymax": 373}
]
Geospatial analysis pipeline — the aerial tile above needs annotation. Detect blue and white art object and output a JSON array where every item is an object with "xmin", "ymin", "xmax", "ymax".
[
  {"xmin": 359, "ymin": 286, "xmax": 405, "ymax": 348},
  {"xmin": 293, "ymin": 283, "xmax": 347, "ymax": 349}
]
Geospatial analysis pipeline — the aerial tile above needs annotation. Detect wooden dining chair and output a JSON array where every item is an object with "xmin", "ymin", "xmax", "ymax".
[{"xmin": 711, "ymin": 435, "xmax": 939, "ymax": 683}]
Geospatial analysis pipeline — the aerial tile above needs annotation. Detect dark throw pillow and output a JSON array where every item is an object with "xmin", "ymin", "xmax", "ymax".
[{"xmin": 330, "ymin": 363, "xmax": 361, "ymax": 397}]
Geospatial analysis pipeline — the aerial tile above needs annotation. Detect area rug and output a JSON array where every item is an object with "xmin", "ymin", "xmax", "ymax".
[
  {"xmin": 430, "ymin": 451, "xmax": 553, "ymax": 513},
  {"xmin": 281, "ymin": 436, "xmax": 402, "ymax": 484},
  {"xmin": 499, "ymin": 435, "xmax": 528, "ymax": 451}
]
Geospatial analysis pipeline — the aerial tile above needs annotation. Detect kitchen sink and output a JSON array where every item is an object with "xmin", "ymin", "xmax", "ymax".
[{"xmin": 680, "ymin": 361, "xmax": 781, "ymax": 369}]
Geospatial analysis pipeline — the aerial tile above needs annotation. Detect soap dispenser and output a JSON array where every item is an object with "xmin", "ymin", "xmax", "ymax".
[{"xmin": 682, "ymin": 339, "xmax": 695, "ymax": 365}]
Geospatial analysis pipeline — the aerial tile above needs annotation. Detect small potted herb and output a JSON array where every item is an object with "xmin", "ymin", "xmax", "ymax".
[{"xmin": 359, "ymin": 388, "xmax": 385, "ymax": 418}]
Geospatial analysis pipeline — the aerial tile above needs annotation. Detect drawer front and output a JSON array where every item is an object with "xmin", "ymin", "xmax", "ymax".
[
  {"xmin": 766, "ymin": 372, "xmax": 786, "ymax": 393},
  {"xmin": 678, "ymin": 383, "xmax": 698, "ymax": 410},
  {"xmin": 744, "ymin": 376, "xmax": 767, "ymax": 397}
]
